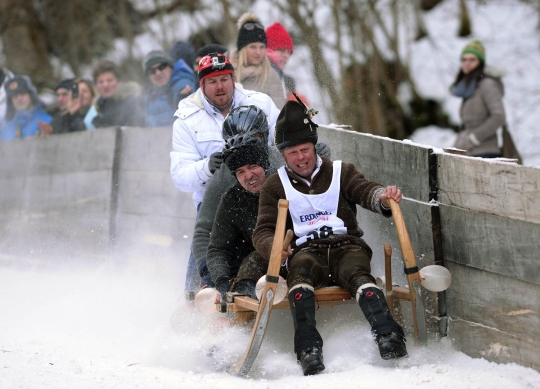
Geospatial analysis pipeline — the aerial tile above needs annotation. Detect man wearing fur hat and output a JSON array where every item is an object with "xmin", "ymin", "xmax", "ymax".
[
  {"xmin": 253, "ymin": 98, "xmax": 408, "ymax": 376},
  {"xmin": 142, "ymin": 50, "xmax": 196, "ymax": 127},
  {"xmin": 1, "ymin": 76, "xmax": 52, "ymax": 140},
  {"xmin": 205, "ymin": 134, "xmax": 283, "ymax": 299},
  {"xmin": 170, "ymin": 52, "xmax": 280, "ymax": 301}
]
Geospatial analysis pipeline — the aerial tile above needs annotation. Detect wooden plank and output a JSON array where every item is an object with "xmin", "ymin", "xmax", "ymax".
[
  {"xmin": 446, "ymin": 262, "xmax": 540, "ymax": 342},
  {"xmin": 440, "ymin": 204, "xmax": 540, "ymax": 286},
  {"xmin": 449, "ymin": 320, "xmax": 540, "ymax": 373},
  {"xmin": 225, "ymin": 287, "xmax": 354, "ymax": 312},
  {"xmin": 438, "ymin": 153, "xmax": 540, "ymax": 223},
  {"xmin": 317, "ymin": 125, "xmax": 432, "ymax": 203}
]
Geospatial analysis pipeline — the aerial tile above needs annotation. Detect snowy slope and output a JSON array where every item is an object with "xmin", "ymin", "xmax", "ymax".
[
  {"xmin": 1, "ymin": 260, "xmax": 539, "ymax": 389},
  {"xmin": 2, "ymin": 1, "xmax": 540, "ymax": 387}
]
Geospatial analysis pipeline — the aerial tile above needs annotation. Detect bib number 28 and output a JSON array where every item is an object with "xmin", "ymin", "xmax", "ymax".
[{"xmin": 305, "ymin": 226, "xmax": 334, "ymax": 241}]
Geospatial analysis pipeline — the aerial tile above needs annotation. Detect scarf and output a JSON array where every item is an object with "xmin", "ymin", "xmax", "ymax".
[{"xmin": 451, "ymin": 79, "xmax": 477, "ymax": 99}]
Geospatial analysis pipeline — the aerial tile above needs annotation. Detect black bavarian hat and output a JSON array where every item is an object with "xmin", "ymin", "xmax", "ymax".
[{"xmin": 275, "ymin": 94, "xmax": 318, "ymax": 151}]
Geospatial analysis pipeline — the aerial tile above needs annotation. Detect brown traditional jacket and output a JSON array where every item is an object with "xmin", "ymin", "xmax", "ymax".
[{"xmin": 252, "ymin": 157, "xmax": 390, "ymax": 261}]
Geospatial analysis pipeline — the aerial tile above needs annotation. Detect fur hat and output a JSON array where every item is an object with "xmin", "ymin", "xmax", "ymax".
[
  {"xmin": 223, "ymin": 135, "xmax": 270, "ymax": 175},
  {"xmin": 237, "ymin": 13, "xmax": 267, "ymax": 52},
  {"xmin": 142, "ymin": 50, "xmax": 174, "ymax": 74},
  {"xmin": 169, "ymin": 41, "xmax": 196, "ymax": 67},
  {"xmin": 275, "ymin": 94, "xmax": 318, "ymax": 151},
  {"xmin": 461, "ymin": 39, "xmax": 485, "ymax": 63},
  {"xmin": 266, "ymin": 22, "xmax": 293, "ymax": 53}
]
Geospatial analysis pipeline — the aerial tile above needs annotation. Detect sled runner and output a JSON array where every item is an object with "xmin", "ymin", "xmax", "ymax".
[{"xmin": 221, "ymin": 198, "xmax": 426, "ymax": 377}]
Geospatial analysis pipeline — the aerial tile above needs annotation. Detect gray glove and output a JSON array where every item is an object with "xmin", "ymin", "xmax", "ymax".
[
  {"xmin": 208, "ymin": 152, "xmax": 223, "ymax": 174},
  {"xmin": 315, "ymin": 142, "xmax": 331, "ymax": 158}
]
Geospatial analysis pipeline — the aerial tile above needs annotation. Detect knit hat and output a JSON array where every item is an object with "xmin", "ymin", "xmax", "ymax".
[
  {"xmin": 266, "ymin": 22, "xmax": 293, "ymax": 53},
  {"xmin": 223, "ymin": 135, "xmax": 270, "ymax": 175},
  {"xmin": 55, "ymin": 78, "xmax": 75, "ymax": 92},
  {"xmin": 196, "ymin": 44, "xmax": 227, "ymax": 60},
  {"xmin": 5, "ymin": 76, "xmax": 32, "ymax": 99},
  {"xmin": 275, "ymin": 93, "xmax": 318, "ymax": 151},
  {"xmin": 142, "ymin": 50, "xmax": 174, "ymax": 74},
  {"xmin": 237, "ymin": 13, "xmax": 267, "ymax": 52},
  {"xmin": 4, "ymin": 75, "xmax": 43, "ymax": 121},
  {"xmin": 461, "ymin": 39, "xmax": 485, "ymax": 63},
  {"xmin": 198, "ymin": 52, "xmax": 235, "ymax": 82},
  {"xmin": 169, "ymin": 41, "xmax": 196, "ymax": 67}
]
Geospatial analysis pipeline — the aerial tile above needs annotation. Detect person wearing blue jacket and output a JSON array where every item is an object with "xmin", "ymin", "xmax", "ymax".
[
  {"xmin": 1, "ymin": 75, "xmax": 52, "ymax": 140},
  {"xmin": 142, "ymin": 50, "xmax": 196, "ymax": 128}
]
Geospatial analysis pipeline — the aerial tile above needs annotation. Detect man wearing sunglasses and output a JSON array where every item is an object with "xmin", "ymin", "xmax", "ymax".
[
  {"xmin": 142, "ymin": 50, "xmax": 196, "ymax": 128},
  {"xmin": 170, "ymin": 52, "xmax": 281, "ymax": 301}
]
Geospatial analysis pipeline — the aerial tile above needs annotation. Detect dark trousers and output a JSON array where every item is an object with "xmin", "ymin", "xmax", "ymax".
[
  {"xmin": 287, "ymin": 243, "xmax": 376, "ymax": 297},
  {"xmin": 232, "ymin": 250, "xmax": 288, "ymax": 290}
]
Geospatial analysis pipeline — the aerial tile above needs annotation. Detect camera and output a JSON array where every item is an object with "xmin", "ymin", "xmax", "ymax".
[
  {"xmin": 71, "ymin": 82, "xmax": 79, "ymax": 99},
  {"xmin": 211, "ymin": 55, "xmax": 226, "ymax": 70}
]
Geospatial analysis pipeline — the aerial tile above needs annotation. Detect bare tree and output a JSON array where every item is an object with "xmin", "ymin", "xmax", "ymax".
[{"xmin": 271, "ymin": 0, "xmax": 430, "ymax": 138}]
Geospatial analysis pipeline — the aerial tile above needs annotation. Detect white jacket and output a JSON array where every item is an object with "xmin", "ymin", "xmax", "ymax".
[{"xmin": 170, "ymin": 83, "xmax": 279, "ymax": 207}]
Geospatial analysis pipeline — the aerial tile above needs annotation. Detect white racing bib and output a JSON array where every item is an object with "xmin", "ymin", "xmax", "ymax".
[{"xmin": 278, "ymin": 161, "xmax": 348, "ymax": 246}]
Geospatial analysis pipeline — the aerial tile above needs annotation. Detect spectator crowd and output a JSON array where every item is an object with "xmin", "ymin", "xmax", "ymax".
[{"xmin": 0, "ymin": 16, "xmax": 301, "ymax": 141}]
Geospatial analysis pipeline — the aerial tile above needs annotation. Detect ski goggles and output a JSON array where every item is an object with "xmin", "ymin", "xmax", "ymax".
[{"xmin": 242, "ymin": 22, "xmax": 264, "ymax": 31}]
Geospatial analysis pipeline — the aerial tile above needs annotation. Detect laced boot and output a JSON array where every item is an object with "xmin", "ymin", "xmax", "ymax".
[
  {"xmin": 289, "ymin": 286, "xmax": 325, "ymax": 375},
  {"xmin": 357, "ymin": 284, "xmax": 408, "ymax": 360}
]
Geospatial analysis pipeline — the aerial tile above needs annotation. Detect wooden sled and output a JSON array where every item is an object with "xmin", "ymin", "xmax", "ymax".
[{"xmin": 220, "ymin": 198, "xmax": 426, "ymax": 377}]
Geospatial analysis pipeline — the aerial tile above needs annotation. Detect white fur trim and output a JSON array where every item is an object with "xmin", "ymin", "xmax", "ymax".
[
  {"xmin": 289, "ymin": 283, "xmax": 314, "ymax": 293},
  {"xmin": 237, "ymin": 12, "xmax": 260, "ymax": 30}
]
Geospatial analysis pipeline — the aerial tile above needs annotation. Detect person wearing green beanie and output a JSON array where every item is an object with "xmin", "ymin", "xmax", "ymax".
[
  {"xmin": 461, "ymin": 39, "xmax": 485, "ymax": 63},
  {"xmin": 450, "ymin": 39, "xmax": 506, "ymax": 158}
]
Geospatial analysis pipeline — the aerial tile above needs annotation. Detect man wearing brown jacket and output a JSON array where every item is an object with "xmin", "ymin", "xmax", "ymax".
[{"xmin": 252, "ymin": 99, "xmax": 407, "ymax": 376}]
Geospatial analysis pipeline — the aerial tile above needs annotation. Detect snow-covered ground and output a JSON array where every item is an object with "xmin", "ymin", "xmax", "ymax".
[
  {"xmin": 2, "ymin": 259, "xmax": 539, "ymax": 389},
  {"xmin": 2, "ymin": 1, "xmax": 540, "ymax": 387}
]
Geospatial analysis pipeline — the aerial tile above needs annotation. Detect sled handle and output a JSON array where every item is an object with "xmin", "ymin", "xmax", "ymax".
[
  {"xmin": 388, "ymin": 199, "xmax": 416, "ymax": 270},
  {"xmin": 283, "ymin": 229, "xmax": 294, "ymax": 251}
]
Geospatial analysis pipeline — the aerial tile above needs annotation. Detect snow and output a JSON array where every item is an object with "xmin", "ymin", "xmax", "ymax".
[
  {"xmin": 2, "ymin": 1, "xmax": 540, "ymax": 387},
  {"xmin": 402, "ymin": 1, "xmax": 540, "ymax": 167},
  {"xmin": 1, "ymin": 258, "xmax": 539, "ymax": 388}
]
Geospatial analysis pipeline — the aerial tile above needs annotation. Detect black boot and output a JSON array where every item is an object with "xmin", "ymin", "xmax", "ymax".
[
  {"xmin": 289, "ymin": 287, "xmax": 325, "ymax": 375},
  {"xmin": 358, "ymin": 286, "xmax": 408, "ymax": 360}
]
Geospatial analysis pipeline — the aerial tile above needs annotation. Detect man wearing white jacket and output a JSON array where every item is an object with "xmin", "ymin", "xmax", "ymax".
[{"xmin": 170, "ymin": 52, "xmax": 280, "ymax": 300}]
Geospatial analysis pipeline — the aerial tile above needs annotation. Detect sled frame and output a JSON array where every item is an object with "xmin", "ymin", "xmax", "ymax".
[{"xmin": 224, "ymin": 199, "xmax": 426, "ymax": 376}]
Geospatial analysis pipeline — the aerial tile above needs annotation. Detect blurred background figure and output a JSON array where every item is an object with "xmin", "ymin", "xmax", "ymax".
[
  {"xmin": 53, "ymin": 79, "xmax": 97, "ymax": 133},
  {"xmin": 265, "ymin": 22, "xmax": 309, "ymax": 105},
  {"xmin": 193, "ymin": 44, "xmax": 227, "ymax": 75},
  {"xmin": 0, "ymin": 68, "xmax": 15, "ymax": 130},
  {"xmin": 142, "ymin": 49, "xmax": 196, "ymax": 128},
  {"xmin": 266, "ymin": 22, "xmax": 293, "ymax": 72},
  {"xmin": 53, "ymin": 79, "xmax": 73, "ymax": 114},
  {"xmin": 85, "ymin": 60, "xmax": 143, "ymax": 129},
  {"xmin": 451, "ymin": 40, "xmax": 505, "ymax": 158},
  {"xmin": 48, "ymin": 79, "xmax": 74, "ymax": 134},
  {"xmin": 168, "ymin": 40, "xmax": 198, "ymax": 98},
  {"xmin": 1, "ymin": 75, "xmax": 52, "ymax": 140},
  {"xmin": 229, "ymin": 13, "xmax": 287, "ymax": 109}
]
